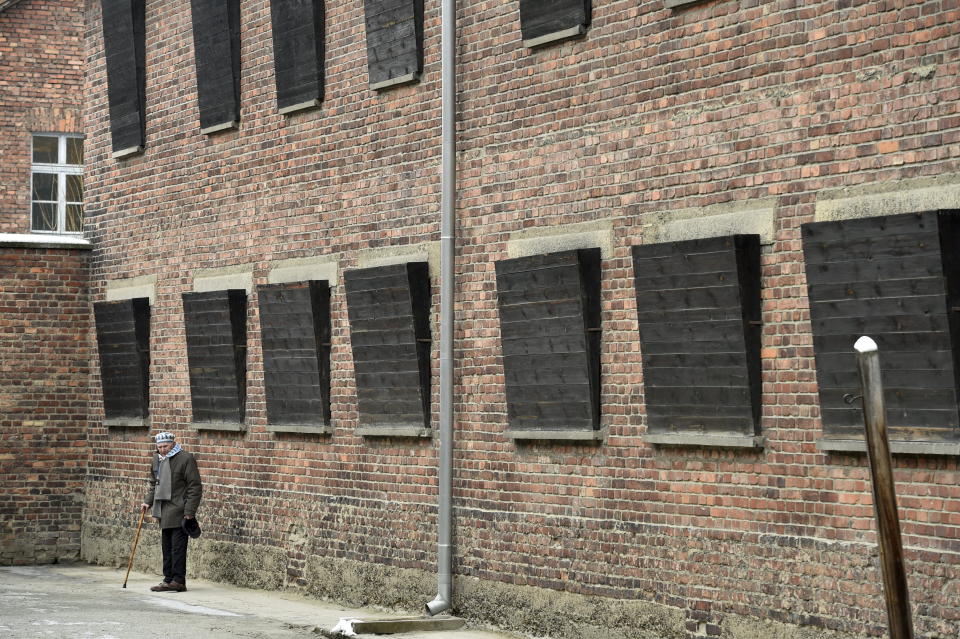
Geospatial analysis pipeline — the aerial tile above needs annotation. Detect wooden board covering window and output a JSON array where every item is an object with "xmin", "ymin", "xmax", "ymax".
[
  {"xmin": 101, "ymin": 0, "xmax": 146, "ymax": 154},
  {"xmin": 94, "ymin": 298, "xmax": 150, "ymax": 421},
  {"xmin": 258, "ymin": 280, "xmax": 331, "ymax": 426},
  {"xmin": 802, "ymin": 210, "xmax": 960, "ymax": 442},
  {"xmin": 632, "ymin": 235, "xmax": 762, "ymax": 437},
  {"xmin": 519, "ymin": 0, "xmax": 590, "ymax": 43},
  {"xmin": 363, "ymin": 0, "xmax": 423, "ymax": 88},
  {"xmin": 190, "ymin": 0, "xmax": 241, "ymax": 130},
  {"xmin": 344, "ymin": 263, "xmax": 431, "ymax": 431},
  {"xmin": 495, "ymin": 248, "xmax": 601, "ymax": 433},
  {"xmin": 182, "ymin": 290, "xmax": 247, "ymax": 424},
  {"xmin": 269, "ymin": 0, "xmax": 324, "ymax": 111}
]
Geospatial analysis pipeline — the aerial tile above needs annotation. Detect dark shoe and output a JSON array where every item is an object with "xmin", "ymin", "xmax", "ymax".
[
  {"xmin": 167, "ymin": 581, "xmax": 187, "ymax": 592},
  {"xmin": 150, "ymin": 581, "xmax": 172, "ymax": 592}
]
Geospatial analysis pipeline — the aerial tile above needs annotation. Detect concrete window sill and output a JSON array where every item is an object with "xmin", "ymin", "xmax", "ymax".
[
  {"xmin": 103, "ymin": 417, "xmax": 150, "ymax": 429},
  {"xmin": 644, "ymin": 433, "xmax": 765, "ymax": 449},
  {"xmin": 278, "ymin": 99, "xmax": 320, "ymax": 115},
  {"xmin": 0, "ymin": 233, "xmax": 92, "ymax": 250},
  {"xmin": 357, "ymin": 425, "xmax": 431, "ymax": 438},
  {"xmin": 507, "ymin": 429, "xmax": 604, "ymax": 442},
  {"xmin": 112, "ymin": 145, "xmax": 144, "ymax": 160},
  {"xmin": 370, "ymin": 73, "xmax": 418, "ymax": 91},
  {"xmin": 817, "ymin": 438, "xmax": 960, "ymax": 457},
  {"xmin": 267, "ymin": 423, "xmax": 332, "ymax": 435},
  {"xmin": 664, "ymin": 0, "xmax": 710, "ymax": 8},
  {"xmin": 193, "ymin": 421, "xmax": 246, "ymax": 433},
  {"xmin": 524, "ymin": 25, "xmax": 586, "ymax": 49}
]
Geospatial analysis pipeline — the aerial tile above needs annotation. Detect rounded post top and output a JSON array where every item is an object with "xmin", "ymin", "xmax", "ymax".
[{"xmin": 854, "ymin": 335, "xmax": 878, "ymax": 353}]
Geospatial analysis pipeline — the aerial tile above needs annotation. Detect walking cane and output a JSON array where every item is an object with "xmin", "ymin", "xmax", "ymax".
[{"xmin": 122, "ymin": 508, "xmax": 147, "ymax": 589}]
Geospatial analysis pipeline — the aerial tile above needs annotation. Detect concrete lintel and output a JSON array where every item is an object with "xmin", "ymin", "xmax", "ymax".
[
  {"xmin": 817, "ymin": 438, "xmax": 960, "ymax": 457},
  {"xmin": 357, "ymin": 242, "xmax": 439, "ymax": 279},
  {"xmin": 267, "ymin": 423, "xmax": 332, "ymax": 435},
  {"xmin": 267, "ymin": 256, "xmax": 338, "ymax": 286},
  {"xmin": 105, "ymin": 274, "xmax": 157, "ymax": 305},
  {"xmin": 644, "ymin": 203, "xmax": 777, "ymax": 246},
  {"xmin": 193, "ymin": 421, "xmax": 246, "ymax": 433},
  {"xmin": 193, "ymin": 266, "xmax": 254, "ymax": 294},
  {"xmin": 508, "ymin": 429, "xmax": 604, "ymax": 441},
  {"xmin": 524, "ymin": 24, "xmax": 586, "ymax": 49},
  {"xmin": 200, "ymin": 120, "xmax": 239, "ymax": 135},
  {"xmin": 356, "ymin": 425, "xmax": 432, "ymax": 438},
  {"xmin": 814, "ymin": 176, "xmax": 960, "ymax": 223},
  {"xmin": 0, "ymin": 233, "xmax": 92, "ymax": 250},
  {"xmin": 112, "ymin": 145, "xmax": 143, "ymax": 160},
  {"xmin": 370, "ymin": 72, "xmax": 418, "ymax": 91},
  {"xmin": 507, "ymin": 219, "xmax": 614, "ymax": 260},
  {"xmin": 278, "ymin": 99, "xmax": 321, "ymax": 115},
  {"xmin": 644, "ymin": 433, "xmax": 765, "ymax": 449}
]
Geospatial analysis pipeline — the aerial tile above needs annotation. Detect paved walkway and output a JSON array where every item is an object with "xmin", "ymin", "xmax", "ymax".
[{"xmin": 0, "ymin": 564, "xmax": 515, "ymax": 639}]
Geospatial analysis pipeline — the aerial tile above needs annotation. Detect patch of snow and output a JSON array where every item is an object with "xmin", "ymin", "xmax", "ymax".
[{"xmin": 330, "ymin": 618, "xmax": 360, "ymax": 636}]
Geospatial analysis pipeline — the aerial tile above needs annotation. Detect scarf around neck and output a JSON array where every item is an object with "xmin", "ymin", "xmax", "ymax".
[{"xmin": 151, "ymin": 444, "xmax": 182, "ymax": 518}]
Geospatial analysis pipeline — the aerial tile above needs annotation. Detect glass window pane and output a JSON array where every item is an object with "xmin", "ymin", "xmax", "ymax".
[
  {"xmin": 32, "ymin": 173, "xmax": 59, "ymax": 202},
  {"xmin": 32, "ymin": 203, "xmax": 57, "ymax": 231},
  {"xmin": 66, "ymin": 174, "xmax": 83, "ymax": 202},
  {"xmin": 66, "ymin": 205, "xmax": 84, "ymax": 233},
  {"xmin": 32, "ymin": 136, "xmax": 59, "ymax": 163},
  {"xmin": 66, "ymin": 137, "xmax": 84, "ymax": 165}
]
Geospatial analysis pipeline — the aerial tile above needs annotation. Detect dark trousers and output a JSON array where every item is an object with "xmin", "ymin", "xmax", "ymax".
[{"xmin": 161, "ymin": 526, "xmax": 189, "ymax": 584}]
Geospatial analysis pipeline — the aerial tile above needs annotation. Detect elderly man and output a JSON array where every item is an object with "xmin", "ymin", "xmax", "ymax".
[{"xmin": 140, "ymin": 431, "xmax": 202, "ymax": 593}]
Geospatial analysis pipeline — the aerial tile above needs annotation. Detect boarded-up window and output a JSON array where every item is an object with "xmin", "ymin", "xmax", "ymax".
[
  {"xmin": 182, "ymin": 290, "xmax": 247, "ymax": 425},
  {"xmin": 363, "ymin": 0, "xmax": 423, "ymax": 90},
  {"xmin": 190, "ymin": 0, "xmax": 241, "ymax": 132},
  {"xmin": 632, "ymin": 236, "xmax": 762, "ymax": 441},
  {"xmin": 495, "ymin": 248, "xmax": 601, "ymax": 436},
  {"xmin": 270, "ymin": 0, "xmax": 324, "ymax": 113},
  {"xmin": 101, "ymin": 0, "xmax": 146, "ymax": 156},
  {"xmin": 258, "ymin": 280, "xmax": 331, "ymax": 428},
  {"xmin": 94, "ymin": 298, "xmax": 150, "ymax": 423},
  {"xmin": 519, "ymin": 0, "xmax": 590, "ymax": 47},
  {"xmin": 802, "ymin": 211, "xmax": 960, "ymax": 443},
  {"xmin": 345, "ymin": 263, "xmax": 431, "ymax": 433}
]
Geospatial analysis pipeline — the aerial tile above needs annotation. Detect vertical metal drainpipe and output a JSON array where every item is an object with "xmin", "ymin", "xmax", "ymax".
[{"xmin": 425, "ymin": 0, "xmax": 455, "ymax": 618}]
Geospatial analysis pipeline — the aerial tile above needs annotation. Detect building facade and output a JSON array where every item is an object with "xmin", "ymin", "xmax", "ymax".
[
  {"xmin": 0, "ymin": 0, "xmax": 89, "ymax": 565},
  {"xmin": 76, "ymin": 1, "xmax": 960, "ymax": 638}
]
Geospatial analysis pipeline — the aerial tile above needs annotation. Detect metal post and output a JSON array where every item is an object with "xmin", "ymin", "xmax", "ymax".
[
  {"xmin": 853, "ymin": 336, "xmax": 914, "ymax": 639},
  {"xmin": 425, "ymin": 0, "xmax": 456, "ymax": 617}
]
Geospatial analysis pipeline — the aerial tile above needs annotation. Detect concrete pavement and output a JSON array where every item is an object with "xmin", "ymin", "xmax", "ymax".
[{"xmin": 0, "ymin": 564, "xmax": 518, "ymax": 639}]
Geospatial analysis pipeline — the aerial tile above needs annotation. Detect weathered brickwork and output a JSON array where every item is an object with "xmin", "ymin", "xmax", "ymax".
[
  {"xmin": 0, "ymin": 0, "xmax": 89, "ymax": 566},
  {"xmin": 0, "ymin": 0, "xmax": 85, "ymax": 233},
  {"xmin": 82, "ymin": 2, "xmax": 960, "ymax": 638},
  {"xmin": 0, "ymin": 247, "xmax": 90, "ymax": 565}
]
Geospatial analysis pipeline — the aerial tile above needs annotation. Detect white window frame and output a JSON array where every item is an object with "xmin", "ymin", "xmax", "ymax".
[{"xmin": 30, "ymin": 133, "xmax": 84, "ymax": 235}]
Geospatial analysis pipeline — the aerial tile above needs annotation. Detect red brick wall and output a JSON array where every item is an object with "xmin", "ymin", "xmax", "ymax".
[
  {"xmin": 83, "ymin": 1, "xmax": 960, "ymax": 637},
  {"xmin": 0, "ymin": 0, "xmax": 85, "ymax": 233},
  {"xmin": 0, "ymin": 246, "xmax": 90, "ymax": 564}
]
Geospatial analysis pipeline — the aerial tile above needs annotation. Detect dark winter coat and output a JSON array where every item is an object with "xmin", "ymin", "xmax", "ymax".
[{"xmin": 144, "ymin": 450, "xmax": 202, "ymax": 529}]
